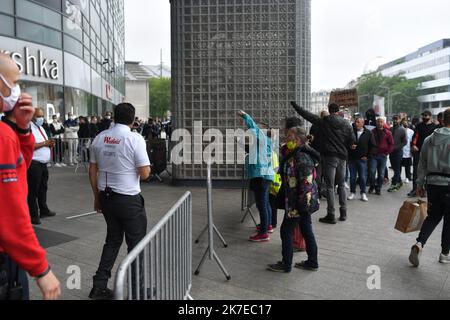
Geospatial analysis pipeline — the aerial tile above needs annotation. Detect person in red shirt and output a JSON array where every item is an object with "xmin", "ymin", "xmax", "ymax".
[{"xmin": 0, "ymin": 53, "xmax": 60, "ymax": 300}]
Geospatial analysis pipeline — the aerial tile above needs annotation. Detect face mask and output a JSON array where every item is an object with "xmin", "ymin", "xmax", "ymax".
[
  {"xmin": 0, "ymin": 74, "xmax": 21, "ymax": 112},
  {"xmin": 71, "ymin": 116, "xmax": 77, "ymax": 120},
  {"xmin": 287, "ymin": 141, "xmax": 297, "ymax": 151},
  {"xmin": 105, "ymin": 116, "xmax": 111, "ymax": 120},
  {"xmin": 35, "ymin": 117, "xmax": 44, "ymax": 127}
]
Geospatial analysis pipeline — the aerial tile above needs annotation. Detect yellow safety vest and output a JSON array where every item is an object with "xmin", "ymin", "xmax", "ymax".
[{"xmin": 270, "ymin": 152, "xmax": 282, "ymax": 195}]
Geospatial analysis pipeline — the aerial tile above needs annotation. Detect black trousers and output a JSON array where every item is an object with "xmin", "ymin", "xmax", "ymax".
[
  {"xmin": 417, "ymin": 185, "xmax": 450, "ymax": 254},
  {"xmin": 27, "ymin": 161, "xmax": 50, "ymax": 219},
  {"xmin": 93, "ymin": 192, "xmax": 147, "ymax": 291},
  {"xmin": 402, "ymin": 158, "xmax": 412, "ymax": 181}
]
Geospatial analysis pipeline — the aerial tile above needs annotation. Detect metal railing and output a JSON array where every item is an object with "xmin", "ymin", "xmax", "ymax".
[
  {"xmin": 241, "ymin": 156, "xmax": 257, "ymax": 226},
  {"xmin": 114, "ymin": 192, "xmax": 193, "ymax": 300},
  {"xmin": 49, "ymin": 137, "xmax": 172, "ymax": 175}
]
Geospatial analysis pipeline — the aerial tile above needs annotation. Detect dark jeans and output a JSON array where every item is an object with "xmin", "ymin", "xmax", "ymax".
[
  {"xmin": 27, "ymin": 161, "xmax": 50, "ymax": 219},
  {"xmin": 53, "ymin": 138, "xmax": 63, "ymax": 163},
  {"xmin": 390, "ymin": 149, "xmax": 403, "ymax": 185},
  {"xmin": 280, "ymin": 213, "xmax": 318, "ymax": 271},
  {"xmin": 370, "ymin": 155, "xmax": 387, "ymax": 192},
  {"xmin": 269, "ymin": 193, "xmax": 278, "ymax": 228},
  {"xmin": 417, "ymin": 185, "xmax": 450, "ymax": 254},
  {"xmin": 349, "ymin": 159, "xmax": 368, "ymax": 194},
  {"xmin": 251, "ymin": 178, "xmax": 272, "ymax": 234},
  {"xmin": 0, "ymin": 254, "xmax": 29, "ymax": 300},
  {"xmin": 412, "ymin": 153, "xmax": 420, "ymax": 190},
  {"xmin": 94, "ymin": 192, "xmax": 147, "ymax": 291},
  {"xmin": 323, "ymin": 156, "xmax": 347, "ymax": 217},
  {"xmin": 402, "ymin": 158, "xmax": 412, "ymax": 181}
]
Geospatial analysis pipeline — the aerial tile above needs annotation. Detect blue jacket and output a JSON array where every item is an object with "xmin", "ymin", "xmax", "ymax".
[{"xmin": 243, "ymin": 114, "xmax": 274, "ymax": 181}]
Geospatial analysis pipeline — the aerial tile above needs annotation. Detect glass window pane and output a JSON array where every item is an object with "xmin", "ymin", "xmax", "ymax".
[
  {"xmin": 33, "ymin": 0, "xmax": 62, "ymax": 12},
  {"xmin": 64, "ymin": 35, "xmax": 83, "ymax": 58},
  {"xmin": 0, "ymin": 0, "xmax": 14, "ymax": 15},
  {"xmin": 63, "ymin": 16, "xmax": 82, "ymax": 41},
  {"xmin": 17, "ymin": 19, "xmax": 62, "ymax": 48},
  {"xmin": 17, "ymin": 0, "xmax": 62, "ymax": 30},
  {"xmin": 0, "ymin": 13, "xmax": 14, "ymax": 36}
]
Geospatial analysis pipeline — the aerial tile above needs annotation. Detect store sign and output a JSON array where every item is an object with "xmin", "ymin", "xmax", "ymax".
[
  {"xmin": 329, "ymin": 89, "xmax": 359, "ymax": 108},
  {"xmin": 0, "ymin": 36, "xmax": 63, "ymax": 85},
  {"xmin": 0, "ymin": 47, "xmax": 59, "ymax": 80}
]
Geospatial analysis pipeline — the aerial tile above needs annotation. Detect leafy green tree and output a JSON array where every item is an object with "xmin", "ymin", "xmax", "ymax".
[
  {"xmin": 356, "ymin": 73, "xmax": 426, "ymax": 117},
  {"xmin": 149, "ymin": 77, "xmax": 171, "ymax": 118}
]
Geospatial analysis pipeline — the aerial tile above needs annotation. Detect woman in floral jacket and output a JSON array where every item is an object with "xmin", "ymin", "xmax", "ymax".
[{"xmin": 268, "ymin": 127, "xmax": 320, "ymax": 273}]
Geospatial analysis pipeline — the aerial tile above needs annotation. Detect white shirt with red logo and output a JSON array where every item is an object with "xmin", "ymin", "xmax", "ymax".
[{"xmin": 90, "ymin": 123, "xmax": 150, "ymax": 196}]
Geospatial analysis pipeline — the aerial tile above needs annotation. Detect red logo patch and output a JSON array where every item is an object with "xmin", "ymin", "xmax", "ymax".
[
  {"xmin": 104, "ymin": 137, "xmax": 122, "ymax": 145},
  {"xmin": 1, "ymin": 171, "xmax": 18, "ymax": 184}
]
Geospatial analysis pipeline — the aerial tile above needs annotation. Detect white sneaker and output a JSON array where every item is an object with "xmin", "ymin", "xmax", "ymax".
[
  {"xmin": 347, "ymin": 193, "xmax": 356, "ymax": 201},
  {"xmin": 61, "ymin": 163, "xmax": 67, "ymax": 167},
  {"xmin": 439, "ymin": 253, "xmax": 450, "ymax": 264},
  {"xmin": 345, "ymin": 183, "xmax": 350, "ymax": 190},
  {"xmin": 54, "ymin": 163, "xmax": 62, "ymax": 168},
  {"xmin": 405, "ymin": 178, "xmax": 411, "ymax": 184},
  {"xmin": 361, "ymin": 194, "xmax": 369, "ymax": 202},
  {"xmin": 409, "ymin": 243, "xmax": 423, "ymax": 267}
]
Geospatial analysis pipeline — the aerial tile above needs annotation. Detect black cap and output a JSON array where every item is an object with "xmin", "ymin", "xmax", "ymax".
[{"xmin": 421, "ymin": 110, "xmax": 432, "ymax": 117}]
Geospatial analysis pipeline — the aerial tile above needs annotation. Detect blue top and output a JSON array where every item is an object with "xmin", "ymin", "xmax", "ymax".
[{"xmin": 243, "ymin": 114, "xmax": 274, "ymax": 181}]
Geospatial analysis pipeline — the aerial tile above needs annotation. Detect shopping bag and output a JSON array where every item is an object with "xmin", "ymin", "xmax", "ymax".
[{"xmin": 395, "ymin": 200, "xmax": 428, "ymax": 234}]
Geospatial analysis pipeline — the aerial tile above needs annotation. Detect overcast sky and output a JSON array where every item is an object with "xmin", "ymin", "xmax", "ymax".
[{"xmin": 124, "ymin": 0, "xmax": 450, "ymax": 91}]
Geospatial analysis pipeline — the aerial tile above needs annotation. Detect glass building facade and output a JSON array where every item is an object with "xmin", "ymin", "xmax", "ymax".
[
  {"xmin": 0, "ymin": 0, "xmax": 125, "ymax": 119},
  {"xmin": 170, "ymin": 0, "xmax": 311, "ymax": 182}
]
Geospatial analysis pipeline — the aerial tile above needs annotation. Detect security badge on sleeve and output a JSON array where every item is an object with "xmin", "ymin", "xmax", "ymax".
[{"xmin": 1, "ymin": 171, "xmax": 18, "ymax": 184}]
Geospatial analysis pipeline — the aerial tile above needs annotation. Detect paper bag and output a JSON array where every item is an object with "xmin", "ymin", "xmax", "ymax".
[{"xmin": 395, "ymin": 201, "xmax": 428, "ymax": 233}]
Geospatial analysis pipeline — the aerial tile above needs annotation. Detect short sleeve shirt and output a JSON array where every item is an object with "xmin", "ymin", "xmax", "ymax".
[{"xmin": 90, "ymin": 124, "xmax": 150, "ymax": 195}]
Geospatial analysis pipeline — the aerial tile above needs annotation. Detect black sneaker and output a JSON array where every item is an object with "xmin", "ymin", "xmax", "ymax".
[
  {"xmin": 40, "ymin": 211, "xmax": 56, "ymax": 218},
  {"xmin": 368, "ymin": 187, "xmax": 375, "ymax": 194},
  {"xmin": 407, "ymin": 190, "xmax": 416, "ymax": 198},
  {"xmin": 31, "ymin": 217, "xmax": 41, "ymax": 225},
  {"xmin": 295, "ymin": 261, "xmax": 319, "ymax": 272},
  {"xmin": 375, "ymin": 190, "xmax": 381, "ymax": 196},
  {"xmin": 319, "ymin": 216, "xmax": 337, "ymax": 225},
  {"xmin": 89, "ymin": 287, "xmax": 115, "ymax": 300},
  {"xmin": 267, "ymin": 262, "xmax": 290, "ymax": 273},
  {"xmin": 339, "ymin": 215, "xmax": 347, "ymax": 222}
]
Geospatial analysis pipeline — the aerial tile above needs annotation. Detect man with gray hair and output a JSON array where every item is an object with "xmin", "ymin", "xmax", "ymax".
[{"xmin": 28, "ymin": 107, "xmax": 56, "ymax": 225}]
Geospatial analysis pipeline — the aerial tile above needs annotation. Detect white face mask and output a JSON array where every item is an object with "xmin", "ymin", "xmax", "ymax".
[
  {"xmin": 0, "ymin": 74, "xmax": 21, "ymax": 112},
  {"xmin": 35, "ymin": 117, "xmax": 44, "ymax": 127}
]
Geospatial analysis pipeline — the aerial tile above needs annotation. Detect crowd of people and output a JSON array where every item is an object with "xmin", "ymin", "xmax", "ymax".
[
  {"xmin": 0, "ymin": 47, "xmax": 449, "ymax": 300},
  {"xmin": 37, "ymin": 113, "xmax": 172, "ymax": 168},
  {"xmin": 241, "ymin": 101, "xmax": 450, "ymax": 274}
]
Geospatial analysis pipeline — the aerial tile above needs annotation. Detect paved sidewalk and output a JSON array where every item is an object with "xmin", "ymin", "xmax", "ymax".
[{"xmin": 29, "ymin": 167, "xmax": 449, "ymax": 300}]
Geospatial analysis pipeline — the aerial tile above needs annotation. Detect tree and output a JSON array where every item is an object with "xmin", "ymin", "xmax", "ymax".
[
  {"xmin": 356, "ymin": 73, "xmax": 426, "ymax": 118},
  {"xmin": 149, "ymin": 77, "xmax": 171, "ymax": 118}
]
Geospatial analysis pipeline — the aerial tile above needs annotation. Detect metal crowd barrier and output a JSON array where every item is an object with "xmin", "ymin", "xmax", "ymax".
[
  {"xmin": 241, "ymin": 156, "xmax": 257, "ymax": 226},
  {"xmin": 114, "ymin": 192, "xmax": 193, "ymax": 300},
  {"xmin": 49, "ymin": 137, "xmax": 172, "ymax": 174}
]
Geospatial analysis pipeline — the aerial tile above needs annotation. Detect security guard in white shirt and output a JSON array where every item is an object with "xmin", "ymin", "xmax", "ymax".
[
  {"xmin": 88, "ymin": 103, "xmax": 151, "ymax": 300},
  {"xmin": 28, "ymin": 107, "xmax": 56, "ymax": 225}
]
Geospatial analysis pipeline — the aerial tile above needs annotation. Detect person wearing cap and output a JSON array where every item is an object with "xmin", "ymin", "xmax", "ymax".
[
  {"xmin": 388, "ymin": 115, "xmax": 407, "ymax": 193},
  {"xmin": 408, "ymin": 110, "xmax": 438, "ymax": 197},
  {"xmin": 88, "ymin": 102, "xmax": 151, "ymax": 300},
  {"xmin": 0, "ymin": 53, "xmax": 60, "ymax": 300}
]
